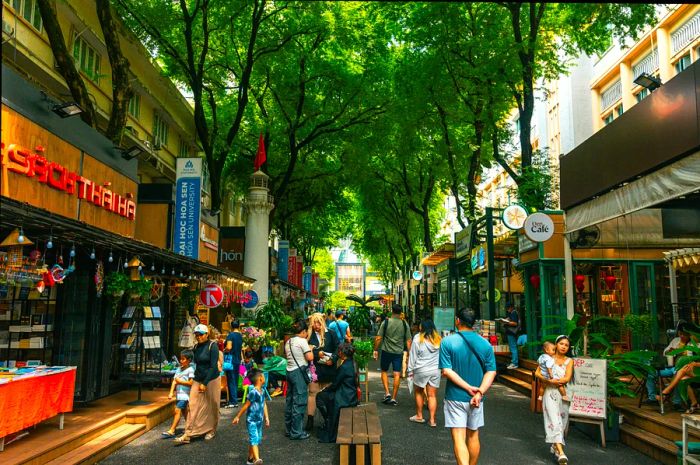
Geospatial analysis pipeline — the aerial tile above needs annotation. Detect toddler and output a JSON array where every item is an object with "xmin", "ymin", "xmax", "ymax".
[
  {"xmin": 537, "ymin": 341, "xmax": 569, "ymax": 401},
  {"xmin": 163, "ymin": 350, "xmax": 194, "ymax": 438},
  {"xmin": 232, "ymin": 369, "xmax": 269, "ymax": 465}
]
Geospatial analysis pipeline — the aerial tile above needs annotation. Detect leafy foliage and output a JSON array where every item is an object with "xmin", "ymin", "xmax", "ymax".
[{"xmin": 353, "ymin": 340, "xmax": 374, "ymax": 370}]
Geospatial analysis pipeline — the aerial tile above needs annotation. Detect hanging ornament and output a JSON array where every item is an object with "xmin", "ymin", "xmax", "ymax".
[
  {"xmin": 90, "ymin": 248, "xmax": 96, "ymax": 260},
  {"xmin": 57, "ymin": 255, "xmax": 64, "ymax": 266},
  {"xmin": 17, "ymin": 228, "xmax": 25, "ymax": 243},
  {"xmin": 529, "ymin": 274, "xmax": 541, "ymax": 289},
  {"xmin": 46, "ymin": 236, "xmax": 53, "ymax": 249},
  {"xmin": 29, "ymin": 249, "xmax": 42, "ymax": 261},
  {"xmin": 69, "ymin": 244, "xmax": 76, "ymax": 258},
  {"xmin": 36, "ymin": 280, "xmax": 45, "ymax": 294},
  {"xmin": 574, "ymin": 274, "xmax": 586, "ymax": 293},
  {"xmin": 95, "ymin": 261, "xmax": 104, "ymax": 298},
  {"xmin": 151, "ymin": 263, "xmax": 155, "ymax": 272},
  {"xmin": 51, "ymin": 264, "xmax": 66, "ymax": 283},
  {"xmin": 108, "ymin": 251, "xmax": 113, "ymax": 263},
  {"xmin": 161, "ymin": 266, "xmax": 165, "ymax": 275},
  {"xmin": 604, "ymin": 274, "xmax": 617, "ymax": 290},
  {"xmin": 150, "ymin": 276, "xmax": 164, "ymax": 302}
]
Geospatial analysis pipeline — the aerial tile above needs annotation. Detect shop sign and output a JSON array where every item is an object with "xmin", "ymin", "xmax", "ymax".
[
  {"xmin": 470, "ymin": 244, "xmax": 488, "ymax": 275},
  {"xmin": 455, "ymin": 225, "xmax": 473, "ymax": 259},
  {"xmin": 242, "ymin": 290, "xmax": 259, "ymax": 308},
  {"xmin": 412, "ymin": 270, "xmax": 423, "ymax": 281},
  {"xmin": 518, "ymin": 232, "xmax": 538, "ymax": 253},
  {"xmin": 1, "ymin": 143, "xmax": 136, "ymax": 219},
  {"xmin": 502, "ymin": 205, "xmax": 528, "ymax": 230},
  {"xmin": 524, "ymin": 213, "xmax": 554, "ymax": 242},
  {"xmin": 174, "ymin": 158, "xmax": 202, "ymax": 259},
  {"xmin": 200, "ymin": 283, "xmax": 224, "ymax": 308},
  {"xmin": 200, "ymin": 225, "xmax": 218, "ymax": 251}
]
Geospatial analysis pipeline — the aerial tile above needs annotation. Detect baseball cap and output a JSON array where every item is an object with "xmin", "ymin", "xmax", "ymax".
[
  {"xmin": 193, "ymin": 324, "xmax": 208, "ymax": 335},
  {"xmin": 335, "ymin": 310, "xmax": 345, "ymax": 318}
]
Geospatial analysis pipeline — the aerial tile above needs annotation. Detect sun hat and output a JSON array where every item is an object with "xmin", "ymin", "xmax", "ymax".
[{"xmin": 194, "ymin": 324, "xmax": 209, "ymax": 335}]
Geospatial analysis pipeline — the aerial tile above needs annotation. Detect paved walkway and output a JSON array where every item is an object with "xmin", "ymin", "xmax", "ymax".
[{"xmin": 101, "ymin": 361, "xmax": 661, "ymax": 465}]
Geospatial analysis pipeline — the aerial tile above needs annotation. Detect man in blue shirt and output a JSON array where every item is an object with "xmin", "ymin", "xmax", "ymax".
[
  {"xmin": 328, "ymin": 310, "xmax": 352, "ymax": 343},
  {"xmin": 439, "ymin": 308, "xmax": 497, "ymax": 465},
  {"xmin": 224, "ymin": 321, "xmax": 244, "ymax": 408}
]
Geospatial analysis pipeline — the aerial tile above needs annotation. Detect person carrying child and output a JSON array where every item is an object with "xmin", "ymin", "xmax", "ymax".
[
  {"xmin": 163, "ymin": 350, "xmax": 195, "ymax": 438},
  {"xmin": 537, "ymin": 341, "xmax": 569, "ymax": 402},
  {"xmin": 232, "ymin": 368, "xmax": 270, "ymax": 465}
]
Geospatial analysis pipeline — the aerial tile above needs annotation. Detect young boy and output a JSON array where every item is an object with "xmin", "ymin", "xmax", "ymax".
[
  {"xmin": 232, "ymin": 369, "xmax": 269, "ymax": 465},
  {"xmin": 537, "ymin": 341, "xmax": 568, "ymax": 401},
  {"xmin": 163, "ymin": 350, "xmax": 194, "ymax": 438}
]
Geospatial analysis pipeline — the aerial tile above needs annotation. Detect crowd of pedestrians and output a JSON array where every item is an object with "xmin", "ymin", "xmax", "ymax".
[{"xmin": 167, "ymin": 305, "xmax": 574, "ymax": 465}]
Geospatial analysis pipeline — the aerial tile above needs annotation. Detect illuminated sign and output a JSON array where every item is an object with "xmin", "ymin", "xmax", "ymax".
[{"xmin": 1, "ymin": 143, "xmax": 136, "ymax": 220}]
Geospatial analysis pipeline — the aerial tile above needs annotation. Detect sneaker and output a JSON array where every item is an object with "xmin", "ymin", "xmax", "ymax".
[
  {"xmin": 388, "ymin": 399, "xmax": 398, "ymax": 406},
  {"xmin": 246, "ymin": 459, "xmax": 255, "ymax": 465},
  {"xmin": 558, "ymin": 453, "xmax": 568, "ymax": 464},
  {"xmin": 506, "ymin": 363, "xmax": 518, "ymax": 370},
  {"xmin": 291, "ymin": 432, "xmax": 311, "ymax": 440},
  {"xmin": 204, "ymin": 431, "xmax": 216, "ymax": 440},
  {"xmin": 382, "ymin": 394, "xmax": 392, "ymax": 404}
]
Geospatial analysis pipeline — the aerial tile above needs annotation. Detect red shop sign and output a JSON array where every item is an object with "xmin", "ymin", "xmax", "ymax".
[{"xmin": 1, "ymin": 142, "xmax": 136, "ymax": 220}]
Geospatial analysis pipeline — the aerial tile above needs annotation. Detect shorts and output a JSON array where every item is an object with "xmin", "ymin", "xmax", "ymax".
[
  {"xmin": 412, "ymin": 370, "xmax": 440, "ymax": 389},
  {"xmin": 380, "ymin": 351, "xmax": 403, "ymax": 372},
  {"xmin": 175, "ymin": 400, "xmax": 189, "ymax": 410},
  {"xmin": 444, "ymin": 399, "xmax": 484, "ymax": 430},
  {"xmin": 247, "ymin": 421, "xmax": 263, "ymax": 446}
]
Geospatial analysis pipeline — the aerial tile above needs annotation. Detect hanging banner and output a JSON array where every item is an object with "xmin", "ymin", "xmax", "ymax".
[
  {"xmin": 174, "ymin": 158, "xmax": 202, "ymax": 259},
  {"xmin": 278, "ymin": 241, "xmax": 289, "ymax": 281}
]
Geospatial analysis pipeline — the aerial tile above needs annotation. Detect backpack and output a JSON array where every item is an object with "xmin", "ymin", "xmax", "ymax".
[{"xmin": 380, "ymin": 318, "xmax": 409, "ymax": 352}]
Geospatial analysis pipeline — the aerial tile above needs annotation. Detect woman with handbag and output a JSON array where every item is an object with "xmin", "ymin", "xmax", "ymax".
[
  {"xmin": 175, "ymin": 324, "xmax": 222, "ymax": 445},
  {"xmin": 317, "ymin": 342, "xmax": 360, "ymax": 443},
  {"xmin": 306, "ymin": 312, "xmax": 340, "ymax": 431},
  {"xmin": 285, "ymin": 319, "xmax": 314, "ymax": 440}
]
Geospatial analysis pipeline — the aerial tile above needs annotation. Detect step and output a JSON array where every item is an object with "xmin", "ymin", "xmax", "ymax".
[
  {"xmin": 44, "ymin": 423, "xmax": 146, "ymax": 465},
  {"xmin": 498, "ymin": 374, "xmax": 532, "ymax": 396},
  {"xmin": 505, "ymin": 367, "xmax": 534, "ymax": 384},
  {"xmin": 616, "ymin": 401, "xmax": 700, "ymax": 443},
  {"xmin": 495, "ymin": 355, "xmax": 539, "ymax": 371},
  {"xmin": 620, "ymin": 423, "xmax": 676, "ymax": 465}
]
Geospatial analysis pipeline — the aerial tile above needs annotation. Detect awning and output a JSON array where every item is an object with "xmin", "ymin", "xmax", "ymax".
[
  {"xmin": 565, "ymin": 152, "xmax": 700, "ymax": 233},
  {"xmin": 664, "ymin": 248, "xmax": 700, "ymax": 272},
  {"xmin": 421, "ymin": 243, "xmax": 455, "ymax": 266}
]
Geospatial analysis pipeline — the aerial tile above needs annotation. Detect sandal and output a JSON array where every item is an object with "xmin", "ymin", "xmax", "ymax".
[
  {"xmin": 656, "ymin": 393, "xmax": 669, "ymax": 404},
  {"xmin": 161, "ymin": 431, "xmax": 176, "ymax": 439},
  {"xmin": 428, "ymin": 421, "xmax": 437, "ymax": 428},
  {"xmin": 173, "ymin": 435, "xmax": 190, "ymax": 445},
  {"xmin": 409, "ymin": 415, "xmax": 426, "ymax": 424},
  {"xmin": 686, "ymin": 404, "xmax": 700, "ymax": 414}
]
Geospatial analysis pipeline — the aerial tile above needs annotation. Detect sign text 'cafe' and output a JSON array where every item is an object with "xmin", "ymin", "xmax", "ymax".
[{"xmin": 1, "ymin": 142, "xmax": 136, "ymax": 220}]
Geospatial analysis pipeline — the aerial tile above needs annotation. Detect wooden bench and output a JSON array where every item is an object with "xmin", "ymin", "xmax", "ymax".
[{"xmin": 337, "ymin": 403, "xmax": 382, "ymax": 465}]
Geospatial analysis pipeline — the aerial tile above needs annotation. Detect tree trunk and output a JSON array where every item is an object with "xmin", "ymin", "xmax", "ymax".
[
  {"xmin": 95, "ymin": 0, "xmax": 133, "ymax": 145},
  {"xmin": 37, "ymin": 0, "xmax": 97, "ymax": 127}
]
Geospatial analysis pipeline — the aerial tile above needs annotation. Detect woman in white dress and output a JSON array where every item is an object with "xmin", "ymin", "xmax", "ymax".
[
  {"xmin": 535, "ymin": 335, "xmax": 574, "ymax": 465},
  {"xmin": 407, "ymin": 319, "xmax": 441, "ymax": 427}
]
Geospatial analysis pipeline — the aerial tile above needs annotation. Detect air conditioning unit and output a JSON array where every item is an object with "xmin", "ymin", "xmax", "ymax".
[{"xmin": 2, "ymin": 20, "xmax": 14, "ymax": 37}]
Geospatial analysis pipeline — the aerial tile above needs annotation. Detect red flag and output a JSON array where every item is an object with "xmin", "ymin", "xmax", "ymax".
[{"xmin": 254, "ymin": 133, "xmax": 266, "ymax": 171}]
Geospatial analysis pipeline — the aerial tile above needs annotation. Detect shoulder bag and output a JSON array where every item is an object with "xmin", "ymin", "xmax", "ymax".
[
  {"xmin": 456, "ymin": 332, "xmax": 487, "ymax": 375},
  {"xmin": 288, "ymin": 337, "xmax": 312, "ymax": 384}
]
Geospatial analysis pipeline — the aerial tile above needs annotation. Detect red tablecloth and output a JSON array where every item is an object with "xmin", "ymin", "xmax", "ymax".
[{"xmin": 0, "ymin": 367, "xmax": 76, "ymax": 437}]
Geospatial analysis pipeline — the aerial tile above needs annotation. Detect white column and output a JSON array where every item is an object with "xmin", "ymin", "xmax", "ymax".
[{"xmin": 244, "ymin": 171, "xmax": 274, "ymax": 308}]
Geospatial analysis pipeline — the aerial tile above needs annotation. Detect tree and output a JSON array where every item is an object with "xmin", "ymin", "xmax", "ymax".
[{"xmin": 312, "ymin": 249, "xmax": 335, "ymax": 284}]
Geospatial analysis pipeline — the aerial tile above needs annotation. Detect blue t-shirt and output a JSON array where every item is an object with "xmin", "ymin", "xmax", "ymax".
[
  {"xmin": 175, "ymin": 366, "xmax": 195, "ymax": 401},
  {"xmin": 246, "ymin": 387, "xmax": 265, "ymax": 425},
  {"xmin": 439, "ymin": 331, "xmax": 497, "ymax": 403},
  {"xmin": 329, "ymin": 320, "xmax": 349, "ymax": 342},
  {"xmin": 225, "ymin": 332, "xmax": 243, "ymax": 364}
]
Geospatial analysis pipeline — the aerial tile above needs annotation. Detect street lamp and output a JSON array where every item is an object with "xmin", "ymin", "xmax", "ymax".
[{"xmin": 634, "ymin": 72, "xmax": 662, "ymax": 92}]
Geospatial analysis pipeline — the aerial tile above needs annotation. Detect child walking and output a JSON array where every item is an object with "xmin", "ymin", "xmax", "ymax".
[
  {"xmin": 163, "ymin": 350, "xmax": 195, "ymax": 438},
  {"xmin": 537, "ymin": 341, "xmax": 569, "ymax": 401},
  {"xmin": 232, "ymin": 369, "xmax": 269, "ymax": 465}
]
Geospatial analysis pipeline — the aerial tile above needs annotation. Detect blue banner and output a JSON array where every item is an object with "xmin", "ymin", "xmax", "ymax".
[
  {"xmin": 303, "ymin": 272, "xmax": 312, "ymax": 291},
  {"xmin": 174, "ymin": 158, "xmax": 202, "ymax": 259},
  {"xmin": 278, "ymin": 240, "xmax": 289, "ymax": 281}
]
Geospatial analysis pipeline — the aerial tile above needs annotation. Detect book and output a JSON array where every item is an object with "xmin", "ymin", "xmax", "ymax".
[
  {"xmin": 120, "ymin": 335, "xmax": 136, "ymax": 349},
  {"xmin": 143, "ymin": 320, "xmax": 153, "ymax": 332},
  {"xmin": 31, "ymin": 314, "xmax": 43, "ymax": 326},
  {"xmin": 143, "ymin": 307, "xmax": 153, "ymax": 318},
  {"xmin": 153, "ymin": 336, "xmax": 161, "ymax": 348},
  {"xmin": 123, "ymin": 307, "xmax": 135, "ymax": 319},
  {"xmin": 120, "ymin": 321, "xmax": 133, "ymax": 334},
  {"xmin": 152, "ymin": 320, "xmax": 161, "ymax": 331},
  {"xmin": 152, "ymin": 307, "xmax": 161, "ymax": 318}
]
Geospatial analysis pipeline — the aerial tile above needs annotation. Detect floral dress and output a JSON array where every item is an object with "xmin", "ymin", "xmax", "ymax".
[{"xmin": 543, "ymin": 357, "xmax": 571, "ymax": 444}]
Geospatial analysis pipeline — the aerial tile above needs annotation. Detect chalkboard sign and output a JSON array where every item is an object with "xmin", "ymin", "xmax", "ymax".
[
  {"xmin": 433, "ymin": 307, "xmax": 455, "ymax": 332},
  {"xmin": 568, "ymin": 357, "xmax": 607, "ymax": 420}
]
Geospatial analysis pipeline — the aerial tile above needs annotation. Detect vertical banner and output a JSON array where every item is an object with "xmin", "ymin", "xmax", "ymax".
[
  {"xmin": 278, "ymin": 240, "xmax": 289, "ymax": 281},
  {"xmin": 303, "ymin": 266, "xmax": 312, "ymax": 292},
  {"xmin": 288, "ymin": 249, "xmax": 297, "ymax": 285},
  {"xmin": 296, "ymin": 260, "xmax": 304, "ymax": 288},
  {"xmin": 312, "ymin": 272, "xmax": 318, "ymax": 295},
  {"xmin": 174, "ymin": 158, "xmax": 202, "ymax": 259}
]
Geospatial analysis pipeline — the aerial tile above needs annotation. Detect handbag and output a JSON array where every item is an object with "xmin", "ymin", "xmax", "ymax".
[
  {"xmin": 178, "ymin": 316, "xmax": 197, "ymax": 348},
  {"xmin": 288, "ymin": 337, "xmax": 312, "ymax": 384},
  {"xmin": 223, "ymin": 353, "xmax": 234, "ymax": 371}
]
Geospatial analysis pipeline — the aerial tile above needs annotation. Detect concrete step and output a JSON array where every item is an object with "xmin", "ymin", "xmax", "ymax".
[
  {"xmin": 620, "ymin": 423, "xmax": 676, "ymax": 465},
  {"xmin": 44, "ymin": 423, "xmax": 146, "ymax": 465}
]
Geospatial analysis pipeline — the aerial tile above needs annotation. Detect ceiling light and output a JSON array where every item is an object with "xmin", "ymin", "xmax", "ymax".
[{"xmin": 52, "ymin": 101, "xmax": 84, "ymax": 118}]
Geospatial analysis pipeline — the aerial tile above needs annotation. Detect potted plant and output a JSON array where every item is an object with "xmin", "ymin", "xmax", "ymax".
[
  {"xmin": 353, "ymin": 340, "xmax": 374, "ymax": 382},
  {"xmin": 127, "ymin": 278, "xmax": 153, "ymax": 302},
  {"xmin": 255, "ymin": 299, "xmax": 288, "ymax": 339},
  {"xmin": 106, "ymin": 272, "xmax": 129, "ymax": 298}
]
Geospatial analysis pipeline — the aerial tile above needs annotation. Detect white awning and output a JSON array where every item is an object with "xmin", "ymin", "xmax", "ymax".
[{"xmin": 565, "ymin": 151, "xmax": 700, "ymax": 233}]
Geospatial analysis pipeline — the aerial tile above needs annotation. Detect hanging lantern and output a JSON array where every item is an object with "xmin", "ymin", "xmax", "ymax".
[
  {"xmin": 574, "ymin": 274, "xmax": 586, "ymax": 293},
  {"xmin": 604, "ymin": 274, "xmax": 617, "ymax": 290},
  {"xmin": 127, "ymin": 256, "xmax": 144, "ymax": 281},
  {"xmin": 529, "ymin": 274, "xmax": 540, "ymax": 289},
  {"xmin": 0, "ymin": 228, "xmax": 34, "ymax": 266}
]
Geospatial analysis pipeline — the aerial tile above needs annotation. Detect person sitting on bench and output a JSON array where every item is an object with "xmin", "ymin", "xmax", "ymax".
[
  {"xmin": 317, "ymin": 342, "xmax": 359, "ymax": 443},
  {"xmin": 657, "ymin": 327, "xmax": 700, "ymax": 413}
]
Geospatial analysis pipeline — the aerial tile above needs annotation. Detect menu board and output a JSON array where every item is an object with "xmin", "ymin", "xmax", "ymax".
[{"xmin": 568, "ymin": 357, "xmax": 607, "ymax": 420}]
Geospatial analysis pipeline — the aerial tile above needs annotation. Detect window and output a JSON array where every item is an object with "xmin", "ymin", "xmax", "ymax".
[
  {"xmin": 615, "ymin": 104, "xmax": 624, "ymax": 117},
  {"xmin": 675, "ymin": 54, "xmax": 691, "ymax": 74},
  {"xmin": 635, "ymin": 88, "xmax": 649, "ymax": 103},
  {"xmin": 178, "ymin": 137, "xmax": 189, "ymax": 158},
  {"xmin": 128, "ymin": 94, "xmax": 140, "ymax": 119},
  {"xmin": 152, "ymin": 113, "xmax": 169, "ymax": 148},
  {"xmin": 603, "ymin": 113, "xmax": 614, "ymax": 126},
  {"xmin": 72, "ymin": 35, "xmax": 101, "ymax": 83},
  {"xmin": 4, "ymin": 0, "xmax": 42, "ymax": 31}
]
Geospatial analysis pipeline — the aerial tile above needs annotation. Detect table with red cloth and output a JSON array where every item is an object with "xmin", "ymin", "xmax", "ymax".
[{"xmin": 0, "ymin": 367, "xmax": 76, "ymax": 450}]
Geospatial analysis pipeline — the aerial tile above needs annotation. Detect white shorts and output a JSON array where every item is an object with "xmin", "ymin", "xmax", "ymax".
[
  {"xmin": 444, "ymin": 399, "xmax": 484, "ymax": 430},
  {"xmin": 412, "ymin": 370, "xmax": 441, "ymax": 389}
]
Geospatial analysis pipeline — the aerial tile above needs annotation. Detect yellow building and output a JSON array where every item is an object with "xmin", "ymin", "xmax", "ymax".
[
  {"xmin": 592, "ymin": 4, "xmax": 700, "ymax": 130},
  {"xmin": 2, "ymin": 0, "xmax": 200, "ymax": 187}
]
